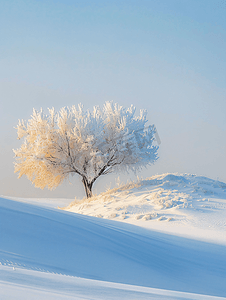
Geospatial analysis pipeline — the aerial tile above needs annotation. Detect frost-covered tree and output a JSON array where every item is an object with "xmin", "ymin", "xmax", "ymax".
[{"xmin": 14, "ymin": 102, "xmax": 159, "ymax": 198}]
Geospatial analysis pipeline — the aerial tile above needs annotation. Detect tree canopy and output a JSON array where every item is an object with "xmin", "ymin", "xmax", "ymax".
[{"xmin": 14, "ymin": 102, "xmax": 159, "ymax": 198}]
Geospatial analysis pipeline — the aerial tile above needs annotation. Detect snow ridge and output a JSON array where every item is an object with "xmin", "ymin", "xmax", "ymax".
[{"xmin": 65, "ymin": 173, "xmax": 226, "ymax": 241}]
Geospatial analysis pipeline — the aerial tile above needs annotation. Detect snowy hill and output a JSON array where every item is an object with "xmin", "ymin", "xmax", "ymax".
[
  {"xmin": 65, "ymin": 173, "xmax": 226, "ymax": 244},
  {"xmin": 0, "ymin": 173, "xmax": 226, "ymax": 299}
]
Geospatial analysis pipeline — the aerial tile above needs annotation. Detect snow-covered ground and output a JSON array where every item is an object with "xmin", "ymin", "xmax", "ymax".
[
  {"xmin": 66, "ymin": 173, "xmax": 226, "ymax": 245},
  {"xmin": 1, "ymin": 173, "xmax": 226, "ymax": 299}
]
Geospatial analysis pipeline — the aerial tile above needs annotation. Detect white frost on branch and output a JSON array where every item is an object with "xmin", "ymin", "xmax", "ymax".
[{"xmin": 14, "ymin": 102, "xmax": 159, "ymax": 197}]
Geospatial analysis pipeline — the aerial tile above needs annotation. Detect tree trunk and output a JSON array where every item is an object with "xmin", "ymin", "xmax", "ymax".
[{"xmin": 82, "ymin": 177, "xmax": 93, "ymax": 198}]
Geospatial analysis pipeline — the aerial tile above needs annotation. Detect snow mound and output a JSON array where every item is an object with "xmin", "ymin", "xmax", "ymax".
[
  {"xmin": 65, "ymin": 173, "xmax": 226, "ymax": 242},
  {"xmin": 1, "ymin": 196, "xmax": 226, "ymax": 298}
]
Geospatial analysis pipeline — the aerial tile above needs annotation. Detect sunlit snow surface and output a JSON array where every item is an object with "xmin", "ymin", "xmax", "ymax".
[
  {"xmin": 1, "ymin": 173, "xmax": 226, "ymax": 299},
  {"xmin": 66, "ymin": 173, "xmax": 226, "ymax": 244}
]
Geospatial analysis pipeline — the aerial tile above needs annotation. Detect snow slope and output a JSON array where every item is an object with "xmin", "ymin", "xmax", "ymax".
[
  {"xmin": 1, "ymin": 173, "xmax": 226, "ymax": 299},
  {"xmin": 66, "ymin": 173, "xmax": 226, "ymax": 244},
  {"xmin": 1, "ymin": 266, "xmax": 225, "ymax": 300}
]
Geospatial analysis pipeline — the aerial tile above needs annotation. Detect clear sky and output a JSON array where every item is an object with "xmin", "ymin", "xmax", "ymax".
[{"xmin": 1, "ymin": 0, "xmax": 226, "ymax": 199}]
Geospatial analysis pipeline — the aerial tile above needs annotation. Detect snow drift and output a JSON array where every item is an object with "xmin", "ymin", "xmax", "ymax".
[
  {"xmin": 0, "ymin": 173, "xmax": 226, "ymax": 298},
  {"xmin": 66, "ymin": 173, "xmax": 226, "ymax": 244}
]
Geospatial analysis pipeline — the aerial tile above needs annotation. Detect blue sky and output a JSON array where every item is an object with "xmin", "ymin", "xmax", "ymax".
[{"xmin": 1, "ymin": 0, "xmax": 226, "ymax": 198}]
